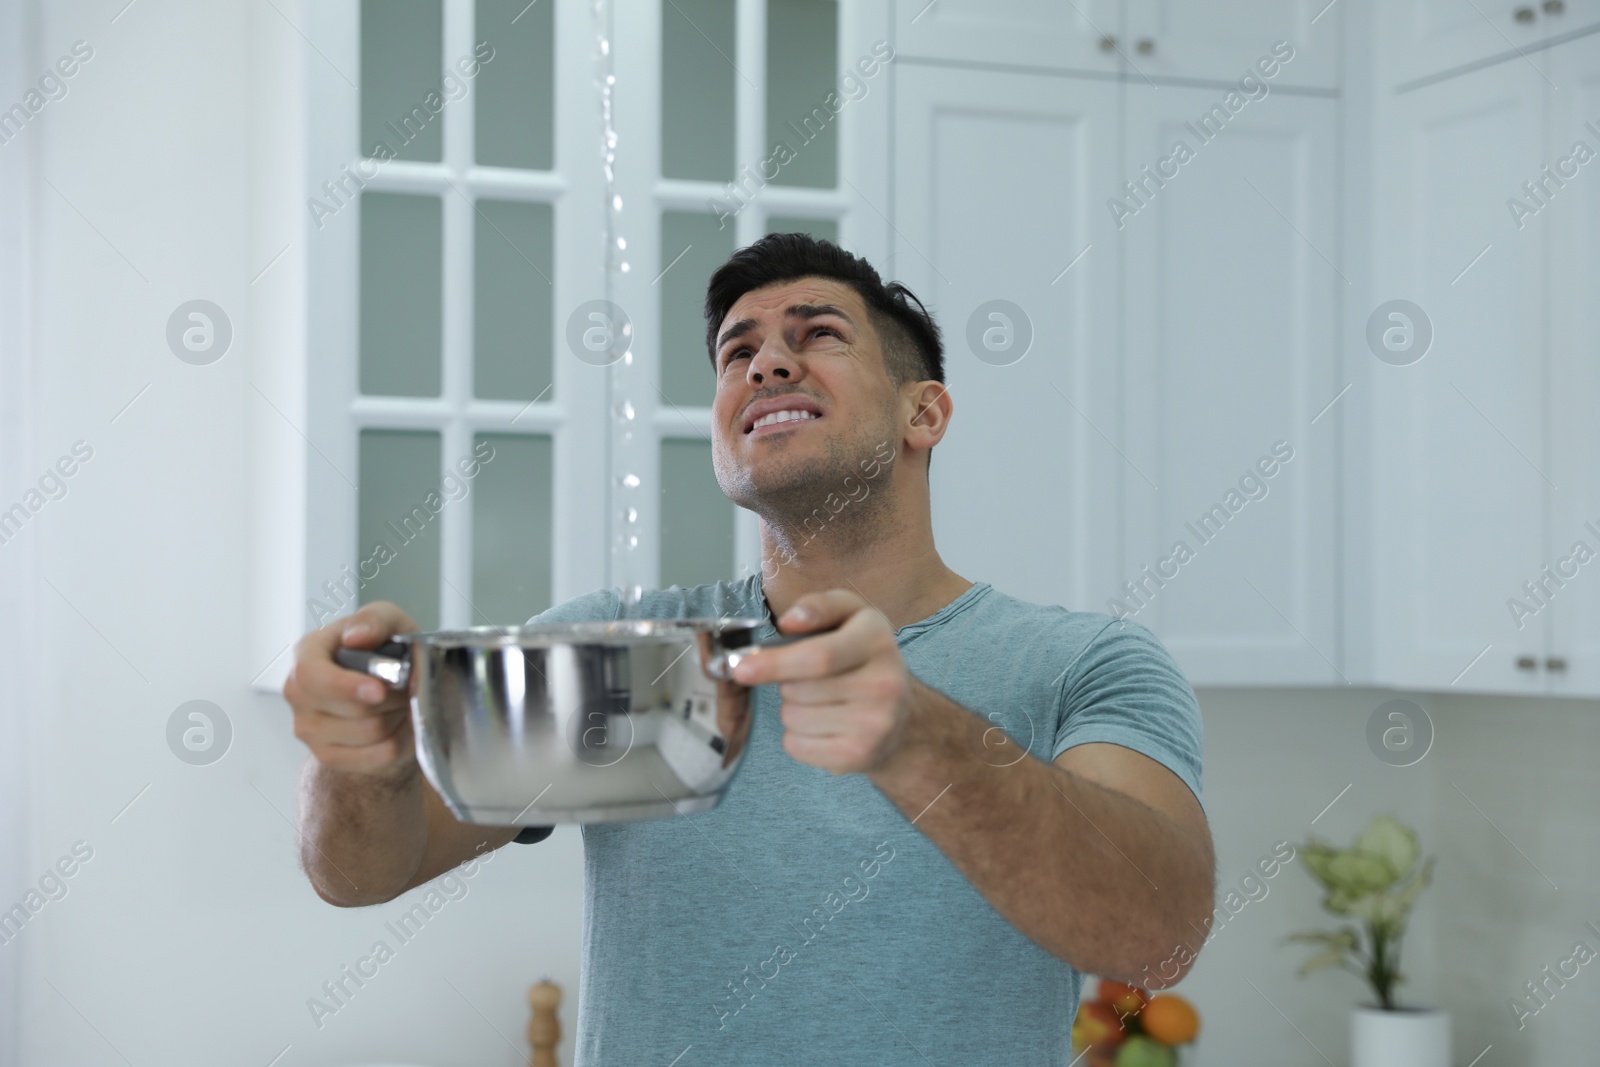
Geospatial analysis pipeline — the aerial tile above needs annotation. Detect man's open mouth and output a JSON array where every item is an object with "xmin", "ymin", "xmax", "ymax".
[
  {"xmin": 741, "ymin": 396, "xmax": 825, "ymax": 434},
  {"xmin": 748, "ymin": 409, "xmax": 820, "ymax": 434}
]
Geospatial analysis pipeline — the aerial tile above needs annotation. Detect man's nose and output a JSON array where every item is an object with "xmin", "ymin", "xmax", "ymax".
[{"xmin": 747, "ymin": 339, "xmax": 801, "ymax": 385}]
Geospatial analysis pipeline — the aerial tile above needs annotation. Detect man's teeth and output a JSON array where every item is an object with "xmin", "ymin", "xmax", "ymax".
[{"xmin": 752, "ymin": 409, "xmax": 819, "ymax": 430}]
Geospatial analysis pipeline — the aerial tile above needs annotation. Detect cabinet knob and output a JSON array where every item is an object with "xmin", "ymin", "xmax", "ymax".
[
  {"xmin": 1136, "ymin": 38, "xmax": 1155, "ymax": 54},
  {"xmin": 1546, "ymin": 656, "xmax": 1568, "ymax": 671},
  {"xmin": 1099, "ymin": 35, "xmax": 1117, "ymax": 53},
  {"xmin": 1543, "ymin": 0, "xmax": 1565, "ymax": 13},
  {"xmin": 1514, "ymin": 5, "xmax": 1537, "ymax": 21},
  {"xmin": 1516, "ymin": 655, "xmax": 1538, "ymax": 670}
]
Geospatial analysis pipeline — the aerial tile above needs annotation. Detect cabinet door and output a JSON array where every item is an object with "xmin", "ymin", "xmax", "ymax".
[
  {"xmin": 1368, "ymin": 59, "xmax": 1548, "ymax": 693},
  {"xmin": 891, "ymin": 0, "xmax": 1120, "ymax": 73},
  {"xmin": 1118, "ymin": 86, "xmax": 1341, "ymax": 684},
  {"xmin": 1377, "ymin": 0, "xmax": 1584, "ymax": 89},
  {"xmin": 1544, "ymin": 34, "xmax": 1600, "ymax": 697},
  {"xmin": 891, "ymin": 65, "xmax": 1121, "ymax": 613},
  {"xmin": 1124, "ymin": 0, "xmax": 1339, "ymax": 90}
]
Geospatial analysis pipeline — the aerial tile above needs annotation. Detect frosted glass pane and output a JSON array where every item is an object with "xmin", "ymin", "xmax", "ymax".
[
  {"xmin": 660, "ymin": 210, "xmax": 736, "ymax": 408},
  {"xmin": 360, "ymin": 193, "xmax": 442, "ymax": 397},
  {"xmin": 361, "ymin": 0, "xmax": 443, "ymax": 162},
  {"xmin": 358, "ymin": 430, "xmax": 442, "ymax": 630},
  {"xmin": 660, "ymin": 438, "xmax": 734, "ymax": 589},
  {"xmin": 471, "ymin": 433, "xmax": 553, "ymax": 625},
  {"xmin": 474, "ymin": 199, "xmax": 554, "ymax": 400},
  {"xmin": 475, "ymin": 0, "xmax": 554, "ymax": 169},
  {"xmin": 661, "ymin": 0, "xmax": 735, "ymax": 181},
  {"xmin": 766, "ymin": 215, "xmax": 838, "ymax": 245},
  {"xmin": 766, "ymin": 0, "xmax": 837, "ymax": 188}
]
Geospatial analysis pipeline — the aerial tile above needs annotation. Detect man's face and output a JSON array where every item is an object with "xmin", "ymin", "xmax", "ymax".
[{"xmin": 709, "ymin": 277, "xmax": 900, "ymax": 513}]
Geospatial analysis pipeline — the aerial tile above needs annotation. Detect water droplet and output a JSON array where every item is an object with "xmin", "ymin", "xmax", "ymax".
[
  {"xmin": 612, "ymin": 195, "xmax": 623, "ymax": 211},
  {"xmin": 627, "ymin": 535, "xmax": 639, "ymax": 549},
  {"xmin": 622, "ymin": 473, "xmax": 640, "ymax": 488},
  {"xmin": 619, "ymin": 262, "xmax": 630, "ymax": 273},
  {"xmin": 627, "ymin": 507, "xmax": 638, "ymax": 523},
  {"xmin": 600, "ymin": 39, "xmax": 610, "ymax": 55},
  {"xmin": 616, "ymin": 237, "xmax": 627, "ymax": 250}
]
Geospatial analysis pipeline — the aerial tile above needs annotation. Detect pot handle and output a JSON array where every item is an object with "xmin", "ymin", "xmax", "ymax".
[
  {"xmin": 334, "ymin": 639, "xmax": 412, "ymax": 688},
  {"xmin": 704, "ymin": 633, "xmax": 809, "ymax": 682}
]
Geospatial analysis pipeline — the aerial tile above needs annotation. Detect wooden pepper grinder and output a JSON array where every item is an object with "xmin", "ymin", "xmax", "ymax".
[{"xmin": 527, "ymin": 977, "xmax": 562, "ymax": 1067}]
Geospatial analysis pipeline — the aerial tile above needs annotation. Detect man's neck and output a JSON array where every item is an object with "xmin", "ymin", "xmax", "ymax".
[{"xmin": 755, "ymin": 510, "xmax": 973, "ymax": 633}]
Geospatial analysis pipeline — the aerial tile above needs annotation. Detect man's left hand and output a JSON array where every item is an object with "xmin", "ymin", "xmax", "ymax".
[{"xmin": 730, "ymin": 589, "xmax": 920, "ymax": 775}]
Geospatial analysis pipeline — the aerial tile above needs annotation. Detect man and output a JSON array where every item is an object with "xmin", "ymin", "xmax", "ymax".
[{"xmin": 287, "ymin": 234, "xmax": 1214, "ymax": 1064}]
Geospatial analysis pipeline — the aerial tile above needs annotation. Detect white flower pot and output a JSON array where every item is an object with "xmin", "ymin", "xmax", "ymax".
[{"xmin": 1351, "ymin": 1006, "xmax": 1450, "ymax": 1067}]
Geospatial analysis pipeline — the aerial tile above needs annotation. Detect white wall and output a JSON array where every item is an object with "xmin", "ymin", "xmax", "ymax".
[{"xmin": 10, "ymin": 1, "xmax": 587, "ymax": 1064}]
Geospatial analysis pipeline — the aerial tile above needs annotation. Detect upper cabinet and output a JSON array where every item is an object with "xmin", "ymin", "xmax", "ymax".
[
  {"xmin": 890, "ymin": 0, "xmax": 1121, "ymax": 72},
  {"xmin": 890, "ymin": 62, "xmax": 1123, "ymax": 615},
  {"xmin": 1367, "ymin": 55, "xmax": 1549, "ymax": 694},
  {"xmin": 1541, "ymin": 34, "xmax": 1600, "ymax": 697},
  {"xmin": 1117, "ymin": 83, "xmax": 1342, "ymax": 686},
  {"xmin": 1379, "ymin": 0, "xmax": 1596, "ymax": 88},
  {"xmin": 889, "ymin": 0, "xmax": 1340, "ymax": 87},
  {"xmin": 1122, "ymin": 0, "xmax": 1342, "ymax": 89},
  {"xmin": 1366, "ymin": 33, "xmax": 1600, "ymax": 697}
]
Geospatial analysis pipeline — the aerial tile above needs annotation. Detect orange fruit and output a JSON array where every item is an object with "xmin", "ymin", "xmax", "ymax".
[
  {"xmin": 1139, "ymin": 994, "xmax": 1200, "ymax": 1044},
  {"xmin": 1096, "ymin": 979, "xmax": 1147, "ymax": 1019}
]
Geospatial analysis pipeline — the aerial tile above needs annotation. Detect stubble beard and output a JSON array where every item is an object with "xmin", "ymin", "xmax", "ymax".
[{"xmin": 714, "ymin": 413, "xmax": 900, "ymax": 555}]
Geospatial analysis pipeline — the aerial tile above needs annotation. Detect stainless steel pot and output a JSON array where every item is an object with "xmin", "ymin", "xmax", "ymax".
[{"xmin": 335, "ymin": 618, "xmax": 800, "ymax": 826}]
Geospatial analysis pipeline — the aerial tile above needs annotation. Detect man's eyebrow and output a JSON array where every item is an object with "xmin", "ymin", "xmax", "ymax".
[{"xmin": 715, "ymin": 303, "xmax": 857, "ymax": 358}]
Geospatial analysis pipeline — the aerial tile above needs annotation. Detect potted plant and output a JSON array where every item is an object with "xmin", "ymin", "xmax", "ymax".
[{"xmin": 1284, "ymin": 814, "xmax": 1446, "ymax": 1067}]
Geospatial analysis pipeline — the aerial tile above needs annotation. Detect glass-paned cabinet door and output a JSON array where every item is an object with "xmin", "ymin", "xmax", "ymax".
[
  {"xmin": 767, "ymin": 0, "xmax": 837, "ymax": 188},
  {"xmin": 474, "ymin": 199, "xmax": 555, "ymax": 401},
  {"xmin": 360, "ymin": 0, "xmax": 444, "ymax": 161},
  {"xmin": 660, "ymin": 210, "xmax": 737, "ymax": 409},
  {"xmin": 360, "ymin": 192, "xmax": 443, "ymax": 397},
  {"xmin": 472, "ymin": 433, "xmax": 555, "ymax": 624},
  {"xmin": 661, "ymin": 0, "xmax": 736, "ymax": 181},
  {"xmin": 358, "ymin": 429, "xmax": 444, "ymax": 628},
  {"xmin": 474, "ymin": 0, "xmax": 555, "ymax": 169},
  {"xmin": 660, "ymin": 438, "xmax": 736, "ymax": 588}
]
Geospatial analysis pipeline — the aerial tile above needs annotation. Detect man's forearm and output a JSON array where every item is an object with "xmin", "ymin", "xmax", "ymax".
[
  {"xmin": 867, "ymin": 683, "xmax": 1213, "ymax": 982},
  {"xmin": 295, "ymin": 756, "xmax": 428, "ymax": 907}
]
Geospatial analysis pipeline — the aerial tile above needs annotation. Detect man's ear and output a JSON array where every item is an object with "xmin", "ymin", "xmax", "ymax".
[{"xmin": 905, "ymin": 381, "xmax": 952, "ymax": 449}]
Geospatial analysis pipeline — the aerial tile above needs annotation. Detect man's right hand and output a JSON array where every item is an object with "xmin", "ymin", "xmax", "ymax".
[{"xmin": 285, "ymin": 601, "xmax": 418, "ymax": 776}]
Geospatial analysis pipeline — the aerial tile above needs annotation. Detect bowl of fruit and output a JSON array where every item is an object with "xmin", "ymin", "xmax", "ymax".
[{"xmin": 1072, "ymin": 980, "xmax": 1200, "ymax": 1067}]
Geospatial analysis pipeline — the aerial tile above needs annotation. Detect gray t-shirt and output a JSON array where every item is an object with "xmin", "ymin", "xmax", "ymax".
[{"xmin": 526, "ymin": 572, "xmax": 1204, "ymax": 1066}]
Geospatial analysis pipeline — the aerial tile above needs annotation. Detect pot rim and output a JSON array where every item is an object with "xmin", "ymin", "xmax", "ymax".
[{"xmin": 395, "ymin": 616, "xmax": 770, "ymax": 650}]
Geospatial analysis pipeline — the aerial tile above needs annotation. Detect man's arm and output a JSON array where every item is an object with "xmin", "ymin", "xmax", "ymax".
[
  {"xmin": 731, "ymin": 590, "xmax": 1214, "ymax": 985},
  {"xmin": 867, "ymin": 693, "xmax": 1214, "ymax": 985},
  {"xmin": 287, "ymin": 601, "xmax": 519, "ymax": 907}
]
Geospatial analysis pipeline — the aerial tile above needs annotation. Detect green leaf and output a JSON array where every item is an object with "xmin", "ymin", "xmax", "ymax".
[
  {"xmin": 1354, "ymin": 815, "xmax": 1420, "ymax": 881},
  {"xmin": 1297, "ymin": 945, "xmax": 1353, "ymax": 977}
]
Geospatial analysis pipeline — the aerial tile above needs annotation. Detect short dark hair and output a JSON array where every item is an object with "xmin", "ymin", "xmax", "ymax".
[{"xmin": 703, "ymin": 232, "xmax": 945, "ymax": 388}]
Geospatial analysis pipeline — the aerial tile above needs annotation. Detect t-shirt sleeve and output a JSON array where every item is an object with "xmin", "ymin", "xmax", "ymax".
[
  {"xmin": 524, "ymin": 586, "xmax": 624, "ymax": 626},
  {"xmin": 1049, "ymin": 616, "xmax": 1205, "ymax": 812}
]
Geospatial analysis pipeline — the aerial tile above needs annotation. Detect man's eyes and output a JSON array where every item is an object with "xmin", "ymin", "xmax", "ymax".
[{"xmin": 720, "ymin": 326, "xmax": 840, "ymax": 369}]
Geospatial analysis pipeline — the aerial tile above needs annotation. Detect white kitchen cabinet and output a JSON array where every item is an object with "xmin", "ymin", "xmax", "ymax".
[
  {"xmin": 1541, "ymin": 33, "xmax": 1600, "ymax": 697},
  {"xmin": 1378, "ymin": 0, "xmax": 1595, "ymax": 89},
  {"xmin": 890, "ymin": 0, "xmax": 1120, "ymax": 73},
  {"xmin": 889, "ymin": 64, "xmax": 1122, "ymax": 616},
  {"xmin": 1116, "ymin": 84, "xmax": 1343, "ymax": 685},
  {"xmin": 1123, "ymin": 0, "xmax": 1342, "ymax": 89},
  {"xmin": 1367, "ymin": 49, "xmax": 1572, "ymax": 694}
]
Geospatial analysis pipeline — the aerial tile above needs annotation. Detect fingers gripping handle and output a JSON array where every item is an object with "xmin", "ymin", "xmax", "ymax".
[
  {"xmin": 703, "ymin": 633, "xmax": 807, "ymax": 682},
  {"xmin": 334, "ymin": 640, "xmax": 412, "ymax": 688}
]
